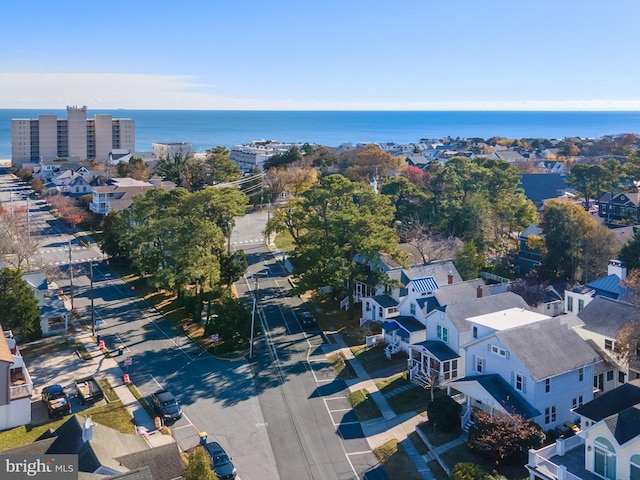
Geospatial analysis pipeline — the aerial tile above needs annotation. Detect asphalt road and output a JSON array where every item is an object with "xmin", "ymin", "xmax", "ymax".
[{"xmin": 235, "ymin": 243, "xmax": 382, "ymax": 480}]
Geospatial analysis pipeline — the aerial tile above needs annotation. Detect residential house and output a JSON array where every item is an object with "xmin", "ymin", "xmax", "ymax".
[
  {"xmin": 516, "ymin": 223, "xmax": 544, "ymax": 275},
  {"xmin": 526, "ymin": 379, "xmax": 640, "ymax": 480},
  {"xmin": 0, "ymin": 327, "xmax": 33, "ymax": 429},
  {"xmin": 22, "ymin": 271, "xmax": 68, "ymax": 337},
  {"xmin": 537, "ymin": 160, "xmax": 567, "ymax": 176},
  {"xmin": 89, "ymin": 178, "xmax": 172, "ymax": 215},
  {"xmin": 598, "ymin": 191, "xmax": 640, "ymax": 223},
  {"xmin": 454, "ymin": 315, "xmax": 599, "ymax": 432},
  {"xmin": 517, "ymin": 174, "xmax": 569, "ymax": 211},
  {"xmin": 406, "ymin": 292, "xmax": 527, "ymax": 389},
  {"xmin": 573, "ymin": 296, "xmax": 640, "ymax": 391},
  {"xmin": 564, "ymin": 260, "xmax": 628, "ymax": 316},
  {"xmin": 0, "ymin": 415, "xmax": 182, "ymax": 479}
]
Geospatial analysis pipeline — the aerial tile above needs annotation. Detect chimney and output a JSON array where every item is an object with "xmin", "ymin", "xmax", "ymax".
[
  {"xmin": 477, "ymin": 285, "xmax": 483, "ymax": 298},
  {"xmin": 607, "ymin": 259, "xmax": 627, "ymax": 280},
  {"xmin": 82, "ymin": 416, "xmax": 96, "ymax": 443},
  {"xmin": 448, "ymin": 271, "xmax": 453, "ymax": 284}
]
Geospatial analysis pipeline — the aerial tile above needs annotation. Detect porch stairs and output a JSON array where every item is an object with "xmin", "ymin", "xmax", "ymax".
[
  {"xmin": 384, "ymin": 340, "xmax": 401, "ymax": 359},
  {"xmin": 411, "ymin": 370, "xmax": 430, "ymax": 389},
  {"xmin": 461, "ymin": 405, "xmax": 474, "ymax": 432}
]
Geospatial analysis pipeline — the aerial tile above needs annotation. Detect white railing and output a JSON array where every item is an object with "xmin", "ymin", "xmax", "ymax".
[
  {"xmin": 10, "ymin": 382, "xmax": 33, "ymax": 400},
  {"xmin": 461, "ymin": 404, "xmax": 471, "ymax": 429},
  {"xmin": 409, "ymin": 363, "xmax": 419, "ymax": 381},
  {"xmin": 365, "ymin": 334, "xmax": 384, "ymax": 348},
  {"xmin": 340, "ymin": 296, "xmax": 349, "ymax": 311}
]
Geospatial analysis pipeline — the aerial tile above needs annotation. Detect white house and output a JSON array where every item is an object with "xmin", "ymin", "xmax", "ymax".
[
  {"xmin": 564, "ymin": 259, "xmax": 628, "ymax": 314},
  {"xmin": 22, "ymin": 271, "xmax": 69, "ymax": 337},
  {"xmin": 0, "ymin": 327, "xmax": 33, "ymax": 429},
  {"xmin": 454, "ymin": 315, "xmax": 599, "ymax": 432},
  {"xmin": 527, "ymin": 379, "xmax": 640, "ymax": 480}
]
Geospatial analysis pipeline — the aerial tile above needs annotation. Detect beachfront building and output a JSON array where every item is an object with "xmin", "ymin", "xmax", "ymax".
[
  {"xmin": 229, "ymin": 141, "xmax": 307, "ymax": 172},
  {"xmin": 11, "ymin": 105, "xmax": 135, "ymax": 167},
  {"xmin": 152, "ymin": 142, "xmax": 193, "ymax": 160}
]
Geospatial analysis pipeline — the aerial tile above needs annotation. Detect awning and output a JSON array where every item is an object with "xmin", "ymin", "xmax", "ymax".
[{"xmin": 382, "ymin": 320, "xmax": 410, "ymax": 339}]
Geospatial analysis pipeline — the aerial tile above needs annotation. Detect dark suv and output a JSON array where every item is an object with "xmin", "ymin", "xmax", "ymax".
[
  {"xmin": 150, "ymin": 390, "xmax": 183, "ymax": 423},
  {"xmin": 204, "ymin": 441, "xmax": 236, "ymax": 480},
  {"xmin": 298, "ymin": 310, "xmax": 316, "ymax": 328}
]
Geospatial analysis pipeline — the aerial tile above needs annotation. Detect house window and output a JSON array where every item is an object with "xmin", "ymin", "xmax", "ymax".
[
  {"xmin": 604, "ymin": 339, "xmax": 613, "ymax": 351},
  {"xmin": 514, "ymin": 373, "xmax": 525, "ymax": 393},
  {"xmin": 619, "ymin": 371, "xmax": 625, "ymax": 384},
  {"xmin": 437, "ymin": 325, "xmax": 448, "ymax": 343},
  {"xmin": 472, "ymin": 326, "xmax": 478, "ymax": 339},
  {"xmin": 578, "ymin": 299, "xmax": 584, "ymax": 312},
  {"xmin": 475, "ymin": 356, "xmax": 484, "ymax": 374},
  {"xmin": 567, "ymin": 296, "xmax": 574, "ymax": 312},
  {"xmin": 387, "ymin": 307, "xmax": 398, "ymax": 315},
  {"xmin": 451, "ymin": 359, "xmax": 458, "ymax": 379},
  {"xmin": 579, "ymin": 368, "xmax": 584, "ymax": 381},
  {"xmin": 572, "ymin": 396, "xmax": 583, "ymax": 409},
  {"xmin": 378, "ymin": 306, "xmax": 383, "ymax": 318},
  {"xmin": 630, "ymin": 454, "xmax": 640, "ymax": 480},
  {"xmin": 366, "ymin": 302, "xmax": 371, "ymax": 312},
  {"xmin": 410, "ymin": 303, "xmax": 416, "ymax": 315},
  {"xmin": 490, "ymin": 344, "xmax": 509, "ymax": 359},
  {"xmin": 594, "ymin": 437, "xmax": 616, "ymax": 480},
  {"xmin": 606, "ymin": 370, "xmax": 614, "ymax": 382},
  {"xmin": 545, "ymin": 378, "xmax": 550, "ymax": 393},
  {"xmin": 544, "ymin": 405, "xmax": 556, "ymax": 424}
]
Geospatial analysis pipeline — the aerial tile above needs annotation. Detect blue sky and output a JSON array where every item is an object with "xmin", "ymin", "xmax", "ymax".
[{"xmin": 1, "ymin": 1, "xmax": 639, "ymax": 110}]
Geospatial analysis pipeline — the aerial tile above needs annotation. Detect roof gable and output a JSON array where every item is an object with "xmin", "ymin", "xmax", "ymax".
[{"xmin": 577, "ymin": 296, "xmax": 638, "ymax": 338}]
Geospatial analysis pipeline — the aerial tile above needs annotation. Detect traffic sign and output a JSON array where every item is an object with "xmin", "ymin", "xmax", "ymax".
[
  {"xmin": 124, "ymin": 357, "xmax": 132, "ymax": 366},
  {"xmin": 211, "ymin": 334, "xmax": 219, "ymax": 342}
]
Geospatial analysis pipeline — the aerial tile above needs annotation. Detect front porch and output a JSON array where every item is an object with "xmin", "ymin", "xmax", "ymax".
[{"xmin": 407, "ymin": 340, "xmax": 460, "ymax": 390}]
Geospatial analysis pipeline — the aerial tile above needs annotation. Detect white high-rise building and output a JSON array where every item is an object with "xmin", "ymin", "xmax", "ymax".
[{"xmin": 11, "ymin": 105, "xmax": 135, "ymax": 167}]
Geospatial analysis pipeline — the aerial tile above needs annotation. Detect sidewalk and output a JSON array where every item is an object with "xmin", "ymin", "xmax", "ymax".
[
  {"xmin": 72, "ymin": 322, "xmax": 174, "ymax": 448},
  {"xmin": 325, "ymin": 332, "xmax": 465, "ymax": 480}
]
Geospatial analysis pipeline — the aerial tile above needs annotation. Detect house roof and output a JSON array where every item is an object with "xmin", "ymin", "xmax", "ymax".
[
  {"xmin": 399, "ymin": 261, "xmax": 462, "ymax": 288},
  {"xmin": 585, "ymin": 274, "xmax": 625, "ymax": 300},
  {"xmin": 0, "ymin": 325, "xmax": 14, "ymax": 363},
  {"xmin": 115, "ymin": 442, "xmax": 182, "ymax": 480},
  {"xmin": 371, "ymin": 295, "xmax": 399, "ymax": 308},
  {"xmin": 409, "ymin": 277, "xmax": 439, "ymax": 292},
  {"xmin": 433, "ymin": 279, "xmax": 485, "ymax": 307},
  {"xmin": 382, "ymin": 316, "xmax": 425, "ymax": 339},
  {"xmin": 575, "ymin": 380, "xmax": 640, "ymax": 445},
  {"xmin": 438, "ymin": 292, "xmax": 530, "ymax": 333},
  {"xmin": 412, "ymin": 340, "xmax": 459, "ymax": 361},
  {"xmin": 22, "ymin": 271, "xmax": 48, "ymax": 291},
  {"xmin": 520, "ymin": 223, "xmax": 542, "ymax": 239},
  {"xmin": 468, "ymin": 307, "xmax": 550, "ymax": 331},
  {"xmin": 576, "ymin": 296, "xmax": 638, "ymax": 338},
  {"xmin": 496, "ymin": 317, "xmax": 600, "ymax": 380},
  {"xmin": 453, "ymin": 374, "xmax": 541, "ymax": 419},
  {"xmin": 518, "ymin": 174, "xmax": 568, "ymax": 205}
]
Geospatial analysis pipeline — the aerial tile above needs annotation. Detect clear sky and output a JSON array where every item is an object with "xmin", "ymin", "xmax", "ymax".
[{"xmin": 2, "ymin": 1, "xmax": 639, "ymax": 111}]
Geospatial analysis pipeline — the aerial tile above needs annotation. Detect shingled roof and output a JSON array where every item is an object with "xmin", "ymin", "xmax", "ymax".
[{"xmin": 577, "ymin": 296, "xmax": 639, "ymax": 338}]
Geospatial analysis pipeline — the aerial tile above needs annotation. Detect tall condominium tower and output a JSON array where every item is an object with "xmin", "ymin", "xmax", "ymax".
[{"xmin": 11, "ymin": 105, "xmax": 135, "ymax": 167}]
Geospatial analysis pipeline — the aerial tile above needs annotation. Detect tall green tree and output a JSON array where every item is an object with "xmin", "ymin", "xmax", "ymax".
[
  {"xmin": 0, "ymin": 268, "xmax": 41, "ymax": 340},
  {"xmin": 182, "ymin": 447, "xmax": 215, "ymax": 480},
  {"xmin": 268, "ymin": 174, "xmax": 406, "ymax": 317},
  {"xmin": 619, "ymin": 229, "xmax": 640, "ymax": 271},
  {"xmin": 538, "ymin": 200, "xmax": 616, "ymax": 283},
  {"xmin": 156, "ymin": 152, "xmax": 192, "ymax": 187}
]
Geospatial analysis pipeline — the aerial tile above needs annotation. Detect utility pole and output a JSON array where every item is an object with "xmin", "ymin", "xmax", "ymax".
[
  {"xmin": 90, "ymin": 262, "xmax": 95, "ymax": 336},
  {"xmin": 68, "ymin": 241, "xmax": 74, "ymax": 309},
  {"xmin": 249, "ymin": 274, "xmax": 260, "ymax": 360}
]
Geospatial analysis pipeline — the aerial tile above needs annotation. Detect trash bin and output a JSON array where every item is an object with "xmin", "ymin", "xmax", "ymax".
[
  {"xmin": 96, "ymin": 335, "xmax": 102, "ymax": 346},
  {"xmin": 118, "ymin": 346, "xmax": 124, "ymax": 356},
  {"xmin": 199, "ymin": 432, "xmax": 208, "ymax": 445}
]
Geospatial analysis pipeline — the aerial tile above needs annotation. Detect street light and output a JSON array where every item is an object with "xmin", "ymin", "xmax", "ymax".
[
  {"xmin": 68, "ymin": 241, "xmax": 74, "ymax": 310},
  {"xmin": 90, "ymin": 262, "xmax": 95, "ymax": 336}
]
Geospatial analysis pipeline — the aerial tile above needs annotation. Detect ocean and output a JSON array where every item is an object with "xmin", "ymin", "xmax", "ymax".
[{"xmin": 2, "ymin": 109, "xmax": 640, "ymax": 159}]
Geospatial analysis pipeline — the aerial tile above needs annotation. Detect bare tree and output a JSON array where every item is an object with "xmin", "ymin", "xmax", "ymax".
[
  {"xmin": 0, "ymin": 209, "xmax": 40, "ymax": 269},
  {"xmin": 399, "ymin": 216, "xmax": 460, "ymax": 264}
]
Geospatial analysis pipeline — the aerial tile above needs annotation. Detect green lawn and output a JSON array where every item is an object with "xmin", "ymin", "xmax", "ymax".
[
  {"xmin": 347, "ymin": 389, "xmax": 382, "ymax": 421},
  {"xmin": 376, "ymin": 373, "xmax": 410, "ymax": 395},
  {"xmin": 0, "ymin": 401, "xmax": 135, "ymax": 451},
  {"xmin": 386, "ymin": 385, "xmax": 430, "ymax": 415},
  {"xmin": 350, "ymin": 344, "xmax": 406, "ymax": 375},
  {"xmin": 419, "ymin": 421, "xmax": 463, "ymax": 447},
  {"xmin": 440, "ymin": 443, "xmax": 529, "ymax": 480},
  {"xmin": 373, "ymin": 439, "xmax": 423, "ymax": 480}
]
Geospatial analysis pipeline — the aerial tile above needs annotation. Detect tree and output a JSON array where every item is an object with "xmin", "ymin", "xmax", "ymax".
[
  {"xmin": 219, "ymin": 250, "xmax": 248, "ymax": 288},
  {"xmin": 342, "ymin": 144, "xmax": 406, "ymax": 182},
  {"xmin": 0, "ymin": 209, "xmax": 40, "ymax": 269},
  {"xmin": 467, "ymin": 411, "xmax": 544, "ymax": 465},
  {"xmin": 204, "ymin": 291, "xmax": 251, "ymax": 353},
  {"xmin": 116, "ymin": 157, "xmax": 148, "ymax": 181},
  {"xmin": 0, "ymin": 268, "xmax": 41, "ymax": 340},
  {"xmin": 185, "ymin": 147, "xmax": 242, "ymax": 189},
  {"xmin": 156, "ymin": 152, "xmax": 192, "ymax": 187},
  {"xmin": 538, "ymin": 200, "xmax": 617, "ymax": 283},
  {"xmin": 615, "ymin": 270, "xmax": 640, "ymax": 366},
  {"xmin": 263, "ymin": 146, "xmax": 303, "ymax": 170},
  {"xmin": 619, "ymin": 229, "xmax": 640, "ymax": 271},
  {"xmin": 31, "ymin": 178, "xmax": 45, "ymax": 194},
  {"xmin": 267, "ymin": 174, "xmax": 406, "ymax": 318},
  {"xmin": 427, "ymin": 395, "xmax": 462, "ymax": 432},
  {"xmin": 454, "ymin": 240, "xmax": 484, "ymax": 280},
  {"xmin": 182, "ymin": 447, "xmax": 215, "ymax": 480},
  {"xmin": 452, "ymin": 462, "xmax": 491, "ymax": 480}
]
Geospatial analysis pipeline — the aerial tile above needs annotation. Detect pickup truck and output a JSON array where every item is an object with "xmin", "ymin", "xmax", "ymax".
[
  {"xmin": 75, "ymin": 376, "xmax": 104, "ymax": 405},
  {"xmin": 41, "ymin": 384, "xmax": 71, "ymax": 418}
]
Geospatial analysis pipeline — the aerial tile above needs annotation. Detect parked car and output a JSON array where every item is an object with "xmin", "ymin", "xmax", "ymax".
[
  {"xmin": 41, "ymin": 384, "xmax": 71, "ymax": 418},
  {"xmin": 204, "ymin": 441, "xmax": 237, "ymax": 480},
  {"xmin": 150, "ymin": 390, "xmax": 183, "ymax": 423},
  {"xmin": 298, "ymin": 310, "xmax": 316, "ymax": 328},
  {"xmin": 75, "ymin": 376, "xmax": 104, "ymax": 405}
]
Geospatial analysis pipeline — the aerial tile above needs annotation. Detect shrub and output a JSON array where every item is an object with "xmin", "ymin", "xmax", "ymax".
[{"xmin": 426, "ymin": 395, "xmax": 461, "ymax": 432}]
